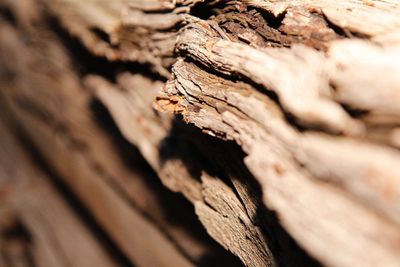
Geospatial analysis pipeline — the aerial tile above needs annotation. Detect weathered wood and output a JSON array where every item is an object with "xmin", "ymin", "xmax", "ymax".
[
  {"xmin": 159, "ymin": 59, "xmax": 400, "ymax": 267},
  {"xmin": 1, "ymin": 0, "xmax": 400, "ymax": 267},
  {"xmin": 86, "ymin": 74, "xmax": 276, "ymax": 267},
  {"xmin": 0, "ymin": 7, "xmax": 243, "ymax": 267}
]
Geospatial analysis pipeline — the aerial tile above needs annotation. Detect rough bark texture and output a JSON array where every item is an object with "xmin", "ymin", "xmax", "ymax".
[{"xmin": 1, "ymin": 0, "xmax": 400, "ymax": 267}]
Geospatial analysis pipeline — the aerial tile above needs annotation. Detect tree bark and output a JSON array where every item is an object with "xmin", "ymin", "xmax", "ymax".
[{"xmin": 1, "ymin": 0, "xmax": 400, "ymax": 267}]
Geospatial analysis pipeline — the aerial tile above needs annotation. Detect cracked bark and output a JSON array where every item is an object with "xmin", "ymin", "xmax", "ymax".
[{"xmin": 1, "ymin": 0, "xmax": 400, "ymax": 267}]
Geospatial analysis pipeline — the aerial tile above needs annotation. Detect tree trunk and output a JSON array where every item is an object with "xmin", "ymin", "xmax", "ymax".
[{"xmin": 0, "ymin": 0, "xmax": 400, "ymax": 267}]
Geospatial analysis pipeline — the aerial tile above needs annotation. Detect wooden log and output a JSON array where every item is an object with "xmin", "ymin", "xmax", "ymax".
[{"xmin": 1, "ymin": 0, "xmax": 400, "ymax": 267}]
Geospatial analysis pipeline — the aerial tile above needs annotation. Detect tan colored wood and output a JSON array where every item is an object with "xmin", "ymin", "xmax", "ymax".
[{"xmin": 2, "ymin": 0, "xmax": 400, "ymax": 267}]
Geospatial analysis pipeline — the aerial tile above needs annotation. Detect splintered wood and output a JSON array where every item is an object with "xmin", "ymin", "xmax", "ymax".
[{"xmin": 1, "ymin": 0, "xmax": 400, "ymax": 267}]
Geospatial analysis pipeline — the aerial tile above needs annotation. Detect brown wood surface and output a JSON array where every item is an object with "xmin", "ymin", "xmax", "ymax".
[{"xmin": 1, "ymin": 1, "xmax": 400, "ymax": 267}]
